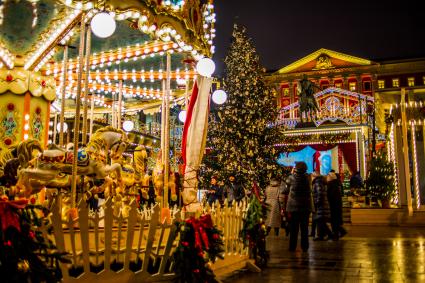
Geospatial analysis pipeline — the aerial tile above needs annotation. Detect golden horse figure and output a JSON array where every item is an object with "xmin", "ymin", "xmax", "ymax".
[{"xmin": 16, "ymin": 126, "xmax": 128, "ymax": 196}]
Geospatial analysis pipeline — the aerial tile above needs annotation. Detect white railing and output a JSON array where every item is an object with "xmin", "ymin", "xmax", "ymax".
[{"xmin": 46, "ymin": 197, "xmax": 249, "ymax": 283}]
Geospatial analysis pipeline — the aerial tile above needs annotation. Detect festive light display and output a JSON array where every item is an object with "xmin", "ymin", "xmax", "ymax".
[
  {"xmin": 24, "ymin": 9, "xmax": 82, "ymax": 71},
  {"xmin": 199, "ymin": 24, "xmax": 282, "ymax": 189}
]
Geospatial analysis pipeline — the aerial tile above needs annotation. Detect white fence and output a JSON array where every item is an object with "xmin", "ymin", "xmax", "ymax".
[{"xmin": 45, "ymin": 197, "xmax": 249, "ymax": 283}]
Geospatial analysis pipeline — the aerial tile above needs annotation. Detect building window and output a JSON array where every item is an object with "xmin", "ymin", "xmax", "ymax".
[
  {"xmin": 423, "ymin": 76, "xmax": 425, "ymax": 85},
  {"xmin": 335, "ymin": 83, "xmax": 342, "ymax": 88},
  {"xmin": 408, "ymin": 77, "xmax": 415, "ymax": 87},
  {"xmin": 392, "ymin": 78, "xmax": 399, "ymax": 88},
  {"xmin": 378, "ymin": 80, "xmax": 385, "ymax": 89},
  {"xmin": 363, "ymin": 81, "xmax": 371, "ymax": 91},
  {"xmin": 349, "ymin": 82, "xmax": 356, "ymax": 91}
]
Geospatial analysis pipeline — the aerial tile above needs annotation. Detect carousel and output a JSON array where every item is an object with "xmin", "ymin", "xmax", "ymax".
[{"xmin": 0, "ymin": 1, "xmax": 250, "ymax": 282}]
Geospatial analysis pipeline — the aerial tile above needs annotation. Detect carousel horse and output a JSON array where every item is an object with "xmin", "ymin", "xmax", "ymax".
[
  {"xmin": 17, "ymin": 126, "xmax": 128, "ymax": 196},
  {"xmin": 0, "ymin": 140, "xmax": 43, "ymax": 189},
  {"xmin": 152, "ymin": 149, "xmax": 177, "ymax": 204},
  {"xmin": 133, "ymin": 145, "xmax": 151, "ymax": 199}
]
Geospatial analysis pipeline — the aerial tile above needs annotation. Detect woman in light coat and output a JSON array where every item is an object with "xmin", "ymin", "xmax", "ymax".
[{"xmin": 265, "ymin": 178, "xmax": 285, "ymax": 236}]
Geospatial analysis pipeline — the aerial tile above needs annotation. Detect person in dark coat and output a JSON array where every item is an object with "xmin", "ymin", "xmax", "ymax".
[
  {"xmin": 225, "ymin": 175, "xmax": 245, "ymax": 205},
  {"xmin": 207, "ymin": 176, "xmax": 224, "ymax": 206},
  {"xmin": 327, "ymin": 170, "xmax": 347, "ymax": 240},
  {"xmin": 283, "ymin": 162, "xmax": 312, "ymax": 252},
  {"xmin": 312, "ymin": 173, "xmax": 332, "ymax": 240}
]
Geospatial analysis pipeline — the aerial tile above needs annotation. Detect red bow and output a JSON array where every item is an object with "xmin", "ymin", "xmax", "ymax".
[
  {"xmin": 253, "ymin": 182, "xmax": 261, "ymax": 201},
  {"xmin": 0, "ymin": 199, "xmax": 28, "ymax": 232},
  {"xmin": 186, "ymin": 214, "xmax": 213, "ymax": 251}
]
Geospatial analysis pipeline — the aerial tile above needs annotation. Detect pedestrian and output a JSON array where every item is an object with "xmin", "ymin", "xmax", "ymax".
[
  {"xmin": 327, "ymin": 170, "xmax": 347, "ymax": 240},
  {"xmin": 225, "ymin": 175, "xmax": 245, "ymax": 205},
  {"xmin": 265, "ymin": 177, "xmax": 285, "ymax": 236},
  {"xmin": 283, "ymin": 162, "xmax": 313, "ymax": 252},
  {"xmin": 350, "ymin": 171, "xmax": 363, "ymax": 195},
  {"xmin": 312, "ymin": 172, "xmax": 332, "ymax": 241},
  {"xmin": 207, "ymin": 176, "xmax": 224, "ymax": 207}
]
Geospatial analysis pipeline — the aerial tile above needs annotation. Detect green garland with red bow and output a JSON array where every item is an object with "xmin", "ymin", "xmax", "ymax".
[
  {"xmin": 172, "ymin": 214, "xmax": 224, "ymax": 283},
  {"xmin": 0, "ymin": 198, "xmax": 70, "ymax": 283},
  {"xmin": 239, "ymin": 183, "xmax": 268, "ymax": 267}
]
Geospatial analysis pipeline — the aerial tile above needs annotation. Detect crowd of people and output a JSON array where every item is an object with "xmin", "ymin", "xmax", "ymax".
[
  {"xmin": 203, "ymin": 162, "xmax": 354, "ymax": 253},
  {"xmin": 265, "ymin": 161, "xmax": 347, "ymax": 252}
]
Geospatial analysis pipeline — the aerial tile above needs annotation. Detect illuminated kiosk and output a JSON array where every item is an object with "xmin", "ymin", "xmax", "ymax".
[
  {"xmin": 0, "ymin": 0, "xmax": 251, "ymax": 281},
  {"xmin": 388, "ymin": 90, "xmax": 425, "ymax": 213},
  {"xmin": 276, "ymin": 87, "xmax": 372, "ymax": 180}
]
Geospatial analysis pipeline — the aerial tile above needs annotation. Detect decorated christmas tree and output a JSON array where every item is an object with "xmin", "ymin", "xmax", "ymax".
[
  {"xmin": 200, "ymin": 24, "xmax": 282, "ymax": 190},
  {"xmin": 366, "ymin": 152, "xmax": 396, "ymax": 202}
]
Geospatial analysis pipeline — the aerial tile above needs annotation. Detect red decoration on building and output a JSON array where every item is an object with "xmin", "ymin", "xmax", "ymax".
[
  {"xmin": 6, "ymin": 74, "xmax": 13, "ymax": 82},
  {"xmin": 7, "ymin": 103, "xmax": 14, "ymax": 111},
  {"xmin": 41, "ymin": 80, "xmax": 46, "ymax": 87},
  {"xmin": 4, "ymin": 138, "xmax": 12, "ymax": 146},
  {"xmin": 35, "ymin": 107, "xmax": 41, "ymax": 114}
]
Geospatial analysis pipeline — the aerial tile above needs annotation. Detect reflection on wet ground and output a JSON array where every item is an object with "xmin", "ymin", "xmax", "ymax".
[{"xmin": 223, "ymin": 225, "xmax": 425, "ymax": 283}]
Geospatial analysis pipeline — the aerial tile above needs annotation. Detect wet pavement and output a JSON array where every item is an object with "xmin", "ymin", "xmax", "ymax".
[{"xmin": 223, "ymin": 225, "xmax": 425, "ymax": 283}]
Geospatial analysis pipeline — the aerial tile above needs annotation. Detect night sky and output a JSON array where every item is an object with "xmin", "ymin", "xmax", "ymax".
[{"xmin": 212, "ymin": 0, "xmax": 425, "ymax": 75}]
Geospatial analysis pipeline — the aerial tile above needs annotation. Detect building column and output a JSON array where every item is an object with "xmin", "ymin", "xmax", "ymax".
[
  {"xmin": 289, "ymin": 81, "xmax": 294, "ymax": 119},
  {"xmin": 275, "ymin": 83, "xmax": 282, "ymax": 108},
  {"xmin": 356, "ymin": 75, "xmax": 362, "ymax": 93},
  {"xmin": 400, "ymin": 88, "xmax": 413, "ymax": 215},
  {"xmin": 343, "ymin": 76, "xmax": 349, "ymax": 90}
]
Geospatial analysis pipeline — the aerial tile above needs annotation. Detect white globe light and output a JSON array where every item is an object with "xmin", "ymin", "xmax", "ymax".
[
  {"xmin": 212, "ymin": 89, "xmax": 227, "ymax": 105},
  {"xmin": 178, "ymin": 110, "xmax": 187, "ymax": 123},
  {"xmin": 91, "ymin": 12, "xmax": 116, "ymax": 38},
  {"xmin": 122, "ymin": 120, "xmax": 134, "ymax": 132},
  {"xmin": 196, "ymin": 58, "xmax": 215, "ymax": 77},
  {"xmin": 56, "ymin": 122, "xmax": 68, "ymax": 132}
]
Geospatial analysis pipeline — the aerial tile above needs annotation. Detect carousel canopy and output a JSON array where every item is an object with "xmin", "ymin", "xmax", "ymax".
[{"xmin": 0, "ymin": 0, "xmax": 215, "ymax": 114}]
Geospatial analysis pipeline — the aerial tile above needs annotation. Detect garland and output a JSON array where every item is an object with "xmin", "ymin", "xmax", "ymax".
[
  {"xmin": 283, "ymin": 133, "xmax": 351, "ymax": 146},
  {"xmin": 172, "ymin": 214, "xmax": 224, "ymax": 283},
  {"xmin": 239, "ymin": 192, "xmax": 268, "ymax": 267},
  {"xmin": 0, "ymin": 198, "xmax": 70, "ymax": 283}
]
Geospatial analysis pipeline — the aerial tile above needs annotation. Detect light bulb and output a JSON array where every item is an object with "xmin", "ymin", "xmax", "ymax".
[
  {"xmin": 91, "ymin": 12, "xmax": 116, "ymax": 38},
  {"xmin": 57, "ymin": 122, "xmax": 68, "ymax": 132},
  {"xmin": 178, "ymin": 110, "xmax": 187, "ymax": 123},
  {"xmin": 212, "ymin": 89, "xmax": 227, "ymax": 105},
  {"xmin": 122, "ymin": 120, "xmax": 134, "ymax": 132},
  {"xmin": 196, "ymin": 58, "xmax": 215, "ymax": 77}
]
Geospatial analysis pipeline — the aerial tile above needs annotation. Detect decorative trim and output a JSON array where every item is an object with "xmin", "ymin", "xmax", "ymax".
[
  {"xmin": 277, "ymin": 48, "xmax": 372, "ymax": 74},
  {"xmin": 0, "ymin": 68, "xmax": 56, "ymax": 101}
]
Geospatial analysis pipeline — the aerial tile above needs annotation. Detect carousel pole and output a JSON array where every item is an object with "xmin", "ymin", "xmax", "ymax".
[
  {"xmin": 89, "ymin": 91, "xmax": 95, "ymax": 136},
  {"xmin": 59, "ymin": 45, "xmax": 68, "ymax": 147},
  {"xmin": 82, "ymin": 26, "xmax": 91, "ymax": 144},
  {"xmin": 111, "ymin": 93, "xmax": 115, "ymax": 128},
  {"xmin": 71, "ymin": 14, "xmax": 86, "ymax": 208},
  {"xmin": 53, "ymin": 113, "xmax": 58, "ymax": 144},
  {"xmin": 117, "ymin": 80, "xmax": 123, "ymax": 129},
  {"xmin": 163, "ymin": 52, "xmax": 171, "ymax": 208},
  {"xmin": 161, "ymin": 79, "xmax": 166, "ymax": 165}
]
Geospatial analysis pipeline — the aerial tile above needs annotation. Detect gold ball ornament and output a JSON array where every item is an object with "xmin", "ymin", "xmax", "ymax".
[{"xmin": 17, "ymin": 260, "xmax": 30, "ymax": 272}]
